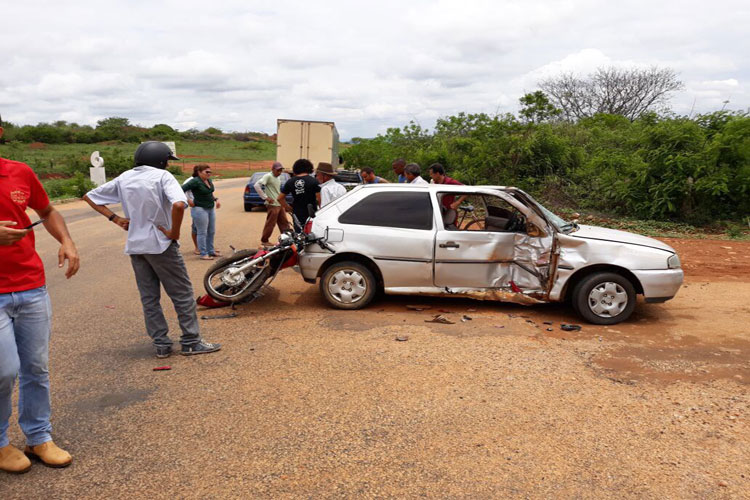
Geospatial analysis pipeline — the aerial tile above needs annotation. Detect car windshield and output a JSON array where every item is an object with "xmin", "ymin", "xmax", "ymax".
[
  {"xmin": 250, "ymin": 172, "xmax": 264, "ymax": 183},
  {"xmin": 537, "ymin": 203, "xmax": 576, "ymax": 233}
]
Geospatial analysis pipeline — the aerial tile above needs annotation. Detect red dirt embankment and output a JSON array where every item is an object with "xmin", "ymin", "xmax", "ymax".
[{"xmin": 660, "ymin": 238, "xmax": 750, "ymax": 281}]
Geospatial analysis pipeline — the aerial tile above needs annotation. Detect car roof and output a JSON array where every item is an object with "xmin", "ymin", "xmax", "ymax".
[{"xmin": 357, "ymin": 183, "xmax": 512, "ymax": 192}]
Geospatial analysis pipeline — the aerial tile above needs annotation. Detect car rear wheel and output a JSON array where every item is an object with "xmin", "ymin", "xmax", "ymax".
[
  {"xmin": 320, "ymin": 262, "xmax": 376, "ymax": 310},
  {"xmin": 572, "ymin": 272, "xmax": 637, "ymax": 325},
  {"xmin": 244, "ymin": 203, "xmax": 253, "ymax": 212}
]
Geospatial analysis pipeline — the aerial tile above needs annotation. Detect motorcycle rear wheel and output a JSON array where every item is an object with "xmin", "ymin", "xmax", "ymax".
[{"xmin": 203, "ymin": 248, "xmax": 272, "ymax": 303}]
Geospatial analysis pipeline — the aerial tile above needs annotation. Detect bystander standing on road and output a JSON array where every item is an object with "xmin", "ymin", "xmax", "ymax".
[
  {"xmin": 360, "ymin": 167, "xmax": 389, "ymax": 184},
  {"xmin": 316, "ymin": 162, "xmax": 347, "ymax": 207},
  {"xmin": 279, "ymin": 159, "xmax": 320, "ymax": 230},
  {"xmin": 182, "ymin": 166, "xmax": 199, "ymax": 255},
  {"xmin": 181, "ymin": 164, "xmax": 221, "ymax": 260},
  {"xmin": 392, "ymin": 158, "xmax": 407, "ymax": 183},
  {"xmin": 404, "ymin": 163, "xmax": 429, "ymax": 185},
  {"xmin": 0, "ymin": 118, "xmax": 80, "ymax": 473},
  {"xmin": 83, "ymin": 142, "xmax": 220, "ymax": 358},
  {"xmin": 429, "ymin": 163, "xmax": 466, "ymax": 225},
  {"xmin": 255, "ymin": 162, "xmax": 291, "ymax": 248}
]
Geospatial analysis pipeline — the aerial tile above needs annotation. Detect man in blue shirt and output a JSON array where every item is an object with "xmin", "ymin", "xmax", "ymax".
[
  {"xmin": 392, "ymin": 158, "xmax": 407, "ymax": 183},
  {"xmin": 360, "ymin": 167, "xmax": 389, "ymax": 184}
]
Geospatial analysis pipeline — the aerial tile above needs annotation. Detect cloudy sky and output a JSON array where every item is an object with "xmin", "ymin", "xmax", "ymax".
[{"xmin": 1, "ymin": 0, "xmax": 747, "ymax": 139}]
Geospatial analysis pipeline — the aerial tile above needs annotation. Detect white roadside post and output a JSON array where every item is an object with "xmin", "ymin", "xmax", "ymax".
[{"xmin": 89, "ymin": 151, "xmax": 106, "ymax": 186}]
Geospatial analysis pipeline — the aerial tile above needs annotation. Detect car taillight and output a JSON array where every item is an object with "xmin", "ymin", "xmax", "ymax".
[
  {"xmin": 244, "ymin": 186, "xmax": 250, "ymax": 193},
  {"xmin": 304, "ymin": 220, "xmax": 313, "ymax": 234}
]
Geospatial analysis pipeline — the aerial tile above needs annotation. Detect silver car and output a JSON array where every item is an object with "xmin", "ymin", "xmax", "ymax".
[{"xmin": 298, "ymin": 184, "xmax": 684, "ymax": 324}]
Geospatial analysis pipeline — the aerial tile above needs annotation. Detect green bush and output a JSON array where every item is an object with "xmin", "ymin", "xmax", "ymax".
[
  {"xmin": 42, "ymin": 173, "xmax": 95, "ymax": 199},
  {"xmin": 343, "ymin": 110, "xmax": 750, "ymax": 223}
]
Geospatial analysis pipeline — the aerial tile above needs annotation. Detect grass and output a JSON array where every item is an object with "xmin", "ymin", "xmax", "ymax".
[
  {"xmin": 0, "ymin": 139, "xmax": 274, "ymax": 200},
  {"xmin": 0, "ymin": 139, "xmax": 276, "ymax": 177}
]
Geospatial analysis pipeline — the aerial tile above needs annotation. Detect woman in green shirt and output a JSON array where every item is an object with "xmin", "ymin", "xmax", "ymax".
[{"xmin": 182, "ymin": 164, "xmax": 221, "ymax": 260}]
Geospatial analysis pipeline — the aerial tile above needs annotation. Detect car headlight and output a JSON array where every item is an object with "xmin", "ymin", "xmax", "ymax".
[{"xmin": 667, "ymin": 254, "xmax": 681, "ymax": 269}]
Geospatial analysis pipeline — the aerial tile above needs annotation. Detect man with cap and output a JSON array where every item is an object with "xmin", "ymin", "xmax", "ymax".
[
  {"xmin": 315, "ymin": 162, "xmax": 347, "ymax": 208},
  {"xmin": 254, "ymin": 162, "xmax": 290, "ymax": 248},
  {"xmin": 83, "ymin": 141, "xmax": 221, "ymax": 359}
]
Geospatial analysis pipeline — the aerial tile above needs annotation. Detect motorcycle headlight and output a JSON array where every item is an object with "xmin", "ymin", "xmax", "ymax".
[
  {"xmin": 278, "ymin": 233, "xmax": 293, "ymax": 246},
  {"xmin": 667, "ymin": 254, "xmax": 681, "ymax": 269}
]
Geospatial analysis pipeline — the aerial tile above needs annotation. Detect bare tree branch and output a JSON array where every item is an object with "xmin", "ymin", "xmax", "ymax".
[{"xmin": 539, "ymin": 66, "xmax": 683, "ymax": 121}]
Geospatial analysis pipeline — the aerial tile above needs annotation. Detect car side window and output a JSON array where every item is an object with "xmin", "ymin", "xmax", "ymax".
[{"xmin": 339, "ymin": 192, "xmax": 433, "ymax": 230}]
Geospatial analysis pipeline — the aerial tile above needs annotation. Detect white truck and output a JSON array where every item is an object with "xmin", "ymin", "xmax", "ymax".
[{"xmin": 276, "ymin": 119, "xmax": 339, "ymax": 170}]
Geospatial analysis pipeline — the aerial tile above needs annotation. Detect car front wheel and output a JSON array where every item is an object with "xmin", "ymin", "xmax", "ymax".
[
  {"xmin": 572, "ymin": 272, "xmax": 637, "ymax": 325},
  {"xmin": 320, "ymin": 262, "xmax": 376, "ymax": 310}
]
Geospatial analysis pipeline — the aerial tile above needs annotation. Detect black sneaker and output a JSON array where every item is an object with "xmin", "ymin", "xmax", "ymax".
[
  {"xmin": 180, "ymin": 340, "xmax": 221, "ymax": 356},
  {"xmin": 155, "ymin": 345, "xmax": 172, "ymax": 358}
]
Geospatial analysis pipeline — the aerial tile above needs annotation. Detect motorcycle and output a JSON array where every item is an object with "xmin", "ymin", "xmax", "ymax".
[{"xmin": 203, "ymin": 215, "xmax": 335, "ymax": 304}]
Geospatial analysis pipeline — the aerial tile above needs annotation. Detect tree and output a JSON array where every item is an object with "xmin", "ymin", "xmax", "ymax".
[
  {"xmin": 539, "ymin": 66, "xmax": 683, "ymax": 121},
  {"xmin": 519, "ymin": 91, "xmax": 561, "ymax": 124}
]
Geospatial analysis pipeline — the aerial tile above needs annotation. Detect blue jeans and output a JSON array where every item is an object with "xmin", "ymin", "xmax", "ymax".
[
  {"xmin": 0, "ymin": 286, "xmax": 53, "ymax": 448},
  {"xmin": 191, "ymin": 206, "xmax": 215, "ymax": 257}
]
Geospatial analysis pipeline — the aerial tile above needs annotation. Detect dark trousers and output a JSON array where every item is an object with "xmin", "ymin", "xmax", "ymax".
[{"xmin": 129, "ymin": 242, "xmax": 200, "ymax": 347}]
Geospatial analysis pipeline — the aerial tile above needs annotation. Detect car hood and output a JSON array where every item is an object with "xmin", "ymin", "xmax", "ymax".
[{"xmin": 568, "ymin": 225, "xmax": 675, "ymax": 253}]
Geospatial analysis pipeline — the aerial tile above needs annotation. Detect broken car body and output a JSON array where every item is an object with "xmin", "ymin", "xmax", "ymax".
[{"xmin": 298, "ymin": 184, "xmax": 684, "ymax": 324}]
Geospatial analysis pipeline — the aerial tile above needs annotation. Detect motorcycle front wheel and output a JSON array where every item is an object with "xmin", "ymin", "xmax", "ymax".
[{"xmin": 203, "ymin": 248, "xmax": 272, "ymax": 303}]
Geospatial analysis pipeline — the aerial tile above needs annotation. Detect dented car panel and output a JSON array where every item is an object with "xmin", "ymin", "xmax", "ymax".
[{"xmin": 301, "ymin": 183, "xmax": 683, "ymax": 323}]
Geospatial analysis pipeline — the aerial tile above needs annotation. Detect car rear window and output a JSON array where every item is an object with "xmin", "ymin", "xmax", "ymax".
[{"xmin": 339, "ymin": 192, "xmax": 433, "ymax": 230}]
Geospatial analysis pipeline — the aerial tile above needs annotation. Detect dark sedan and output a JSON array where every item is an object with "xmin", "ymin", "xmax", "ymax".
[{"xmin": 244, "ymin": 172, "xmax": 292, "ymax": 211}]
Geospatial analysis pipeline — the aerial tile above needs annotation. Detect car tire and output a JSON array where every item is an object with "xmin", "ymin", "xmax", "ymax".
[
  {"xmin": 244, "ymin": 203, "xmax": 254, "ymax": 212},
  {"xmin": 572, "ymin": 272, "xmax": 637, "ymax": 325},
  {"xmin": 320, "ymin": 261, "xmax": 376, "ymax": 310}
]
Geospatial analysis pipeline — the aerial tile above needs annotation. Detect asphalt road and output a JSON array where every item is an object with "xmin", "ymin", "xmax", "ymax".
[{"xmin": 1, "ymin": 178, "xmax": 747, "ymax": 498}]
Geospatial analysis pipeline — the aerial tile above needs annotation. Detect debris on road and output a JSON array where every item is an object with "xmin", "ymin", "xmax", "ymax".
[
  {"xmin": 543, "ymin": 321, "xmax": 552, "ymax": 325},
  {"xmin": 406, "ymin": 304, "xmax": 431, "ymax": 311},
  {"xmin": 467, "ymin": 308, "xmax": 477, "ymax": 312},
  {"xmin": 201, "ymin": 312, "xmax": 238, "ymax": 320},
  {"xmin": 561, "ymin": 323, "xmax": 582, "ymax": 332},
  {"xmin": 461, "ymin": 315, "xmax": 473, "ymax": 322},
  {"xmin": 425, "ymin": 314, "xmax": 455, "ymax": 325},
  {"xmin": 395, "ymin": 335, "xmax": 409, "ymax": 342},
  {"xmin": 153, "ymin": 366, "xmax": 171, "ymax": 371}
]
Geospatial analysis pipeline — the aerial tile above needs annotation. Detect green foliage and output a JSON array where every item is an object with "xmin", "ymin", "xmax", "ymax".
[
  {"xmin": 42, "ymin": 173, "xmax": 96, "ymax": 199},
  {"xmin": 343, "ymin": 110, "xmax": 750, "ymax": 223},
  {"xmin": 519, "ymin": 91, "xmax": 562, "ymax": 124}
]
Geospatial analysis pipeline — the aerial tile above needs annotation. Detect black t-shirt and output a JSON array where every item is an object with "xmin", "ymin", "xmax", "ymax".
[{"xmin": 281, "ymin": 174, "xmax": 321, "ymax": 228}]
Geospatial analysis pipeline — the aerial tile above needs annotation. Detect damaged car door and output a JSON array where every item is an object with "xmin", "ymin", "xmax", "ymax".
[{"xmin": 433, "ymin": 189, "xmax": 554, "ymax": 301}]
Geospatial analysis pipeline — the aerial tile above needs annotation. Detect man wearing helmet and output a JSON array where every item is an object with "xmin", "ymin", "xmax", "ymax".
[{"xmin": 83, "ymin": 142, "xmax": 220, "ymax": 358}]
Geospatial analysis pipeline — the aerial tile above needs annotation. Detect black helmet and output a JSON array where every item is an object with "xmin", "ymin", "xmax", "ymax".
[{"xmin": 134, "ymin": 141, "xmax": 180, "ymax": 169}]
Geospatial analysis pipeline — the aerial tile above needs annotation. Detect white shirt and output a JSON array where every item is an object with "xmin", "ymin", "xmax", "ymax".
[
  {"xmin": 319, "ymin": 178, "xmax": 347, "ymax": 207},
  {"xmin": 86, "ymin": 166, "xmax": 188, "ymax": 255},
  {"xmin": 182, "ymin": 177, "xmax": 195, "ymax": 204},
  {"xmin": 410, "ymin": 176, "xmax": 429, "ymax": 185}
]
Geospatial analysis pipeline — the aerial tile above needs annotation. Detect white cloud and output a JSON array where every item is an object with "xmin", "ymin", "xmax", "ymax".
[{"xmin": 0, "ymin": 0, "xmax": 748, "ymax": 138}]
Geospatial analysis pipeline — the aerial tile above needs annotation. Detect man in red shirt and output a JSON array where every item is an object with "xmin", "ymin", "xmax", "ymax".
[
  {"xmin": 428, "ymin": 163, "xmax": 467, "ymax": 226},
  {"xmin": 0, "ymin": 118, "xmax": 80, "ymax": 474}
]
